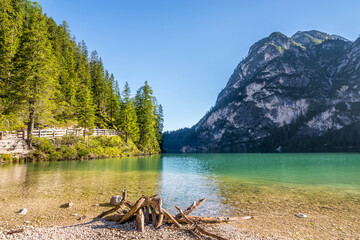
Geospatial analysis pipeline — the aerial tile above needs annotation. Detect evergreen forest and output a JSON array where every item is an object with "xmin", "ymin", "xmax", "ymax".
[{"xmin": 0, "ymin": 0, "xmax": 163, "ymax": 153}]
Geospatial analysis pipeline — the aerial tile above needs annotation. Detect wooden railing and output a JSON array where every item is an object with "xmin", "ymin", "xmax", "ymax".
[
  {"xmin": 0, "ymin": 128, "xmax": 122, "ymax": 140},
  {"xmin": 0, "ymin": 131, "xmax": 25, "ymax": 140}
]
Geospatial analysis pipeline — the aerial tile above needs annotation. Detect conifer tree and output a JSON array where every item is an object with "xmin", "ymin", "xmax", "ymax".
[
  {"xmin": 90, "ymin": 51, "xmax": 106, "ymax": 116},
  {"xmin": 75, "ymin": 41, "xmax": 95, "ymax": 133},
  {"xmin": 0, "ymin": 0, "xmax": 164, "ymax": 149},
  {"xmin": 119, "ymin": 82, "xmax": 139, "ymax": 142},
  {"xmin": 135, "ymin": 81, "xmax": 159, "ymax": 153},
  {"xmin": 0, "ymin": 0, "xmax": 22, "ymax": 129},
  {"xmin": 154, "ymin": 103, "xmax": 164, "ymax": 148},
  {"xmin": 107, "ymin": 73, "xmax": 120, "ymax": 127},
  {"xmin": 13, "ymin": 3, "xmax": 57, "ymax": 146}
]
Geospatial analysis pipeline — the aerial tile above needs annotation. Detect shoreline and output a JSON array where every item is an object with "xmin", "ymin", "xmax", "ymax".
[
  {"xmin": 0, "ymin": 135, "xmax": 160, "ymax": 164},
  {"xmin": 1, "ymin": 154, "xmax": 359, "ymax": 239},
  {"xmin": 0, "ymin": 219, "xmax": 262, "ymax": 240}
]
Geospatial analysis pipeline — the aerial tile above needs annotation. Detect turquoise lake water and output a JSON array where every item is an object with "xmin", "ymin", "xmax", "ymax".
[{"xmin": 1, "ymin": 153, "xmax": 360, "ymax": 217}]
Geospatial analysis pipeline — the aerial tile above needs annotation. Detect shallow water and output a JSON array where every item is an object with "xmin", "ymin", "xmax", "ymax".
[{"xmin": 1, "ymin": 153, "xmax": 360, "ymax": 236}]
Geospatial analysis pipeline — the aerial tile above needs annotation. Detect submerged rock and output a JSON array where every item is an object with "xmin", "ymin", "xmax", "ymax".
[
  {"xmin": 64, "ymin": 202, "xmax": 73, "ymax": 208},
  {"xmin": 296, "ymin": 213, "xmax": 307, "ymax": 218},
  {"xmin": 17, "ymin": 208, "xmax": 28, "ymax": 215},
  {"xmin": 110, "ymin": 195, "xmax": 122, "ymax": 205}
]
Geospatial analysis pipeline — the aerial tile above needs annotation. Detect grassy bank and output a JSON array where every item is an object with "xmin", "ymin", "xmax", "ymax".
[
  {"xmin": 0, "ymin": 135, "xmax": 156, "ymax": 163},
  {"xmin": 29, "ymin": 135, "xmax": 150, "ymax": 161}
]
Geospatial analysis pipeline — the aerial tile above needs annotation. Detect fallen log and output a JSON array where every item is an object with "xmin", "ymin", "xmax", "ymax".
[
  {"xmin": 163, "ymin": 208, "xmax": 182, "ymax": 228},
  {"xmin": 119, "ymin": 196, "xmax": 146, "ymax": 224},
  {"xmin": 104, "ymin": 214, "xmax": 136, "ymax": 222},
  {"xmin": 172, "ymin": 215, "xmax": 253, "ymax": 224},
  {"xmin": 175, "ymin": 198, "xmax": 206, "ymax": 220},
  {"xmin": 104, "ymin": 214, "xmax": 124, "ymax": 221}
]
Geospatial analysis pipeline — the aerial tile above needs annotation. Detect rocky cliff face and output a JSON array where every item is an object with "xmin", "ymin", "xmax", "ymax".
[{"xmin": 164, "ymin": 30, "xmax": 360, "ymax": 153}]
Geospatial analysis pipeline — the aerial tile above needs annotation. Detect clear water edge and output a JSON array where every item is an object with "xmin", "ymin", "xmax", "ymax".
[{"xmin": 0, "ymin": 153, "xmax": 360, "ymax": 229}]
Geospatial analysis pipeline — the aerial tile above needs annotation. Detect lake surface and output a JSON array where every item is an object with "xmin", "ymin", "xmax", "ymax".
[{"xmin": 1, "ymin": 153, "xmax": 360, "ymax": 236}]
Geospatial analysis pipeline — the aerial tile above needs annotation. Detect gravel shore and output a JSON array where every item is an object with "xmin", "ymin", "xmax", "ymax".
[{"xmin": 0, "ymin": 218, "xmax": 281, "ymax": 240}]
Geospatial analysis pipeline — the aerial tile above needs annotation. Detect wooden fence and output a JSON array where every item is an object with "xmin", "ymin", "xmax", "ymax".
[
  {"xmin": 0, "ymin": 131, "xmax": 25, "ymax": 140},
  {"xmin": 0, "ymin": 129, "xmax": 121, "ymax": 140}
]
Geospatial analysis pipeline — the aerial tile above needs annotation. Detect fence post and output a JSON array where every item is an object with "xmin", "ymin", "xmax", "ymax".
[
  {"xmin": 38, "ymin": 130, "xmax": 41, "ymax": 138},
  {"xmin": 0, "ymin": 132, "xmax": 3, "ymax": 140},
  {"xmin": 53, "ymin": 130, "xmax": 55, "ymax": 139}
]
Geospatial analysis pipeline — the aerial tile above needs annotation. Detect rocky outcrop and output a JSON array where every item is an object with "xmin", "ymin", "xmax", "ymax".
[
  {"xmin": 0, "ymin": 139, "xmax": 29, "ymax": 157},
  {"xmin": 164, "ymin": 30, "xmax": 360, "ymax": 152}
]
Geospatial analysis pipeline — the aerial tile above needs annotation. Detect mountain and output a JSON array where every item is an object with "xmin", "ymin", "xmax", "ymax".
[{"xmin": 163, "ymin": 30, "xmax": 360, "ymax": 153}]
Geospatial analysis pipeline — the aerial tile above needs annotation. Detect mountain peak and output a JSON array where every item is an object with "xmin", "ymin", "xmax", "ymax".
[
  {"xmin": 248, "ymin": 31, "xmax": 290, "ymax": 56},
  {"xmin": 164, "ymin": 30, "xmax": 360, "ymax": 153},
  {"xmin": 269, "ymin": 31, "xmax": 288, "ymax": 39},
  {"xmin": 291, "ymin": 30, "xmax": 347, "ymax": 47}
]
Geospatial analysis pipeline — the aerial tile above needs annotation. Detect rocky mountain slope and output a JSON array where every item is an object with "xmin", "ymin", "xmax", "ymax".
[{"xmin": 164, "ymin": 30, "xmax": 360, "ymax": 152}]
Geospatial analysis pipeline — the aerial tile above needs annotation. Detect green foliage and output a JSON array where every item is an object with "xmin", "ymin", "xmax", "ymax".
[
  {"xmin": 154, "ymin": 100, "xmax": 164, "ymax": 150},
  {"xmin": 28, "ymin": 135, "xmax": 142, "ymax": 161},
  {"xmin": 163, "ymin": 127, "xmax": 196, "ymax": 153},
  {"xmin": 0, "ymin": 0, "xmax": 162, "ymax": 154},
  {"xmin": 1, "ymin": 153, "xmax": 12, "ymax": 162},
  {"xmin": 0, "ymin": 0, "xmax": 23, "ymax": 129},
  {"xmin": 119, "ymin": 82, "xmax": 139, "ymax": 143},
  {"xmin": 135, "ymin": 81, "xmax": 160, "ymax": 153}
]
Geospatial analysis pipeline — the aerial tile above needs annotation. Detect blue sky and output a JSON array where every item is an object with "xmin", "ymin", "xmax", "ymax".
[{"xmin": 37, "ymin": 0, "xmax": 360, "ymax": 131}]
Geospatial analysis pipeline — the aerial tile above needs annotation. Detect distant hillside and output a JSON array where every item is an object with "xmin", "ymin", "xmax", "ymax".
[{"xmin": 164, "ymin": 30, "xmax": 360, "ymax": 153}]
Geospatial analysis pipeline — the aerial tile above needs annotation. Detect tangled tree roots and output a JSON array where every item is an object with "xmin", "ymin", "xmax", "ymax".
[{"xmin": 97, "ymin": 190, "xmax": 253, "ymax": 240}]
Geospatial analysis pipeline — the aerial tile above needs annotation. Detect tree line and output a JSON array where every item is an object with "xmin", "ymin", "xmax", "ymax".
[{"xmin": 0, "ymin": 0, "xmax": 163, "ymax": 153}]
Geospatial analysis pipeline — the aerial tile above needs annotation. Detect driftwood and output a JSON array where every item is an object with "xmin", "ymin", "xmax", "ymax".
[
  {"xmin": 6, "ymin": 229, "xmax": 24, "ymax": 235},
  {"xmin": 104, "ymin": 214, "xmax": 124, "ymax": 221},
  {"xmin": 119, "ymin": 196, "xmax": 146, "ymax": 224},
  {"xmin": 97, "ymin": 190, "xmax": 252, "ymax": 238},
  {"xmin": 149, "ymin": 205, "xmax": 157, "ymax": 227},
  {"xmin": 176, "ymin": 206, "xmax": 228, "ymax": 240},
  {"xmin": 173, "ymin": 215, "xmax": 253, "ymax": 224},
  {"xmin": 136, "ymin": 208, "xmax": 145, "ymax": 232},
  {"xmin": 97, "ymin": 189, "xmax": 128, "ymax": 218},
  {"xmin": 163, "ymin": 208, "xmax": 182, "ymax": 228},
  {"xmin": 144, "ymin": 206, "xmax": 150, "ymax": 224},
  {"xmin": 175, "ymin": 198, "xmax": 206, "ymax": 219},
  {"xmin": 155, "ymin": 211, "xmax": 164, "ymax": 229}
]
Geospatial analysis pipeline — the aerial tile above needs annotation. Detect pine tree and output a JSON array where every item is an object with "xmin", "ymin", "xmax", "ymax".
[
  {"xmin": 106, "ymin": 73, "xmax": 120, "ymax": 127},
  {"xmin": 119, "ymin": 82, "xmax": 139, "ymax": 142},
  {"xmin": 0, "ymin": 0, "xmax": 23, "ymax": 130},
  {"xmin": 135, "ymin": 81, "xmax": 159, "ymax": 153},
  {"xmin": 154, "ymin": 103, "xmax": 164, "ymax": 149},
  {"xmin": 0, "ymin": 0, "xmax": 165, "ymax": 143},
  {"xmin": 75, "ymin": 41, "xmax": 95, "ymax": 133},
  {"xmin": 90, "ymin": 51, "xmax": 106, "ymax": 119},
  {"xmin": 0, "ymin": 0, "xmax": 21, "ymax": 83},
  {"xmin": 13, "ymin": 2, "xmax": 57, "ymax": 146}
]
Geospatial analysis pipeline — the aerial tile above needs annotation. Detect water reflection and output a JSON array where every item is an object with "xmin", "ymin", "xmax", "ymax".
[{"xmin": 0, "ymin": 153, "xmax": 360, "ymax": 223}]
